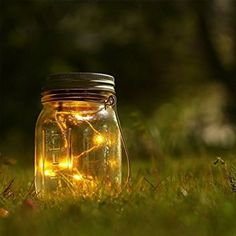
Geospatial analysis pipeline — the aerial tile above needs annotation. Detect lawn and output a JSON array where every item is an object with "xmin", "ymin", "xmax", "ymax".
[{"xmin": 0, "ymin": 156, "xmax": 236, "ymax": 236}]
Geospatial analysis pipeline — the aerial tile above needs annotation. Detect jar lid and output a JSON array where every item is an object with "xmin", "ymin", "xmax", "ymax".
[{"xmin": 42, "ymin": 72, "xmax": 115, "ymax": 93}]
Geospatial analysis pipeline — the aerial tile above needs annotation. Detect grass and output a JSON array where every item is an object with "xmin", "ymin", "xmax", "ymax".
[{"xmin": 0, "ymin": 156, "xmax": 236, "ymax": 236}]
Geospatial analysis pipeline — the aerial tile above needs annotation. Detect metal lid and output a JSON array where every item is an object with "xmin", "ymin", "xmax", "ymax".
[{"xmin": 42, "ymin": 72, "xmax": 115, "ymax": 93}]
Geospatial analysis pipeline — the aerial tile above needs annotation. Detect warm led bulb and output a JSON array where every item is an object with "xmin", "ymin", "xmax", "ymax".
[
  {"xmin": 74, "ymin": 113, "xmax": 93, "ymax": 121},
  {"xmin": 39, "ymin": 159, "xmax": 44, "ymax": 170},
  {"xmin": 73, "ymin": 174, "xmax": 83, "ymax": 181},
  {"xmin": 93, "ymin": 134, "xmax": 105, "ymax": 145},
  {"xmin": 39, "ymin": 159, "xmax": 49, "ymax": 170},
  {"xmin": 59, "ymin": 159, "xmax": 72, "ymax": 169},
  {"xmin": 44, "ymin": 169, "xmax": 56, "ymax": 177}
]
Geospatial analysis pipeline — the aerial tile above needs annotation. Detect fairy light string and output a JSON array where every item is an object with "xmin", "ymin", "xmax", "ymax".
[{"xmin": 43, "ymin": 95, "xmax": 131, "ymax": 192}]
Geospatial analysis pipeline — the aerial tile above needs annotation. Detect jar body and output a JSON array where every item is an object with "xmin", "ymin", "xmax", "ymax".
[{"xmin": 35, "ymin": 100, "xmax": 121, "ymax": 196}]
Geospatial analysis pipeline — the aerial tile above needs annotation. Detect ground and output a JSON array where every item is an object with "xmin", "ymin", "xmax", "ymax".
[{"xmin": 0, "ymin": 156, "xmax": 236, "ymax": 236}]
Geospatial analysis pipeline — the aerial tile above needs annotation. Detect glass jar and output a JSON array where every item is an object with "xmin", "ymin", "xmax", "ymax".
[{"xmin": 35, "ymin": 73, "xmax": 121, "ymax": 197}]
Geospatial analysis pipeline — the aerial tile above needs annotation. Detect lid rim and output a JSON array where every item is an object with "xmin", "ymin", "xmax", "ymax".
[
  {"xmin": 42, "ymin": 72, "xmax": 115, "ymax": 93},
  {"xmin": 48, "ymin": 72, "xmax": 114, "ymax": 81}
]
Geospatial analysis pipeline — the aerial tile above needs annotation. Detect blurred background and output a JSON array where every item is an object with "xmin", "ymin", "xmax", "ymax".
[{"xmin": 1, "ymin": 0, "xmax": 236, "ymax": 166}]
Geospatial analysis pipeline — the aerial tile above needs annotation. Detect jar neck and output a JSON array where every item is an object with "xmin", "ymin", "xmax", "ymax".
[{"xmin": 41, "ymin": 89, "xmax": 115, "ymax": 104}]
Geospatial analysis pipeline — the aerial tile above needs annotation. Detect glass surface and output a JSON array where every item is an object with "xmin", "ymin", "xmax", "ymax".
[{"xmin": 35, "ymin": 100, "xmax": 121, "ymax": 197}]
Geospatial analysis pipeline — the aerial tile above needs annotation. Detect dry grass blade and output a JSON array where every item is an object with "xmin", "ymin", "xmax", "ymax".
[
  {"xmin": 1, "ymin": 178, "xmax": 15, "ymax": 199},
  {"xmin": 227, "ymin": 168, "xmax": 236, "ymax": 193},
  {"xmin": 24, "ymin": 179, "xmax": 37, "ymax": 198},
  {"xmin": 144, "ymin": 177, "xmax": 159, "ymax": 191},
  {"xmin": 228, "ymin": 175, "xmax": 236, "ymax": 192}
]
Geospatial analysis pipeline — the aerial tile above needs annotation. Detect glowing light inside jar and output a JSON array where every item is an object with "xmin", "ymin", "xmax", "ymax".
[
  {"xmin": 108, "ymin": 159, "xmax": 119, "ymax": 169},
  {"xmin": 58, "ymin": 159, "xmax": 73, "ymax": 169},
  {"xmin": 44, "ymin": 169, "xmax": 56, "ymax": 177},
  {"xmin": 74, "ymin": 113, "xmax": 93, "ymax": 121},
  {"xmin": 73, "ymin": 174, "xmax": 83, "ymax": 181},
  {"xmin": 93, "ymin": 134, "xmax": 105, "ymax": 145},
  {"xmin": 36, "ymin": 106, "xmax": 120, "ymax": 196}
]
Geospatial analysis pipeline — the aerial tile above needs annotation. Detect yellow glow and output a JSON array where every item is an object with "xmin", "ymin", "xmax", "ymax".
[
  {"xmin": 39, "ymin": 159, "xmax": 49, "ymax": 170},
  {"xmin": 74, "ymin": 113, "xmax": 93, "ymax": 121},
  {"xmin": 39, "ymin": 159, "xmax": 44, "ymax": 170},
  {"xmin": 93, "ymin": 134, "xmax": 105, "ymax": 145},
  {"xmin": 59, "ymin": 160, "xmax": 72, "ymax": 169},
  {"xmin": 109, "ymin": 159, "xmax": 119, "ymax": 169},
  {"xmin": 73, "ymin": 174, "xmax": 83, "ymax": 181},
  {"xmin": 44, "ymin": 169, "xmax": 56, "ymax": 177}
]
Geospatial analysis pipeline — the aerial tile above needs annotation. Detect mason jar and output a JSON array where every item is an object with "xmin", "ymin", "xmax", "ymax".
[{"xmin": 35, "ymin": 73, "xmax": 121, "ymax": 197}]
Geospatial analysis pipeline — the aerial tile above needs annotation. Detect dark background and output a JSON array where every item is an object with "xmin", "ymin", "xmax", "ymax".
[{"xmin": 1, "ymin": 0, "xmax": 236, "ymax": 165}]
